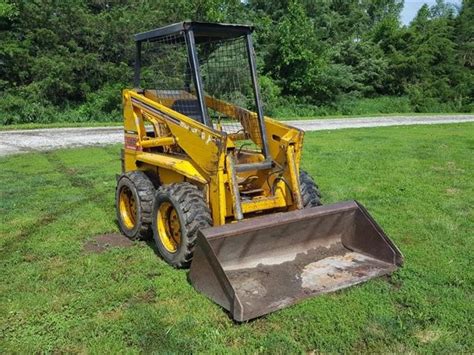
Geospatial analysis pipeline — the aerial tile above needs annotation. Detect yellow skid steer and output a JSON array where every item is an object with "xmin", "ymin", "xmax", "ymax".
[{"xmin": 116, "ymin": 22, "xmax": 403, "ymax": 321}]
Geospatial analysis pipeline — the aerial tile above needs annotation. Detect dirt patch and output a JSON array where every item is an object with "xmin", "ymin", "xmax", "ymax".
[
  {"xmin": 446, "ymin": 188, "xmax": 460, "ymax": 195},
  {"xmin": 433, "ymin": 161, "xmax": 465, "ymax": 174},
  {"xmin": 83, "ymin": 233, "xmax": 134, "ymax": 253},
  {"xmin": 385, "ymin": 274, "xmax": 403, "ymax": 290},
  {"xmin": 128, "ymin": 289, "xmax": 157, "ymax": 305},
  {"xmin": 415, "ymin": 329, "xmax": 443, "ymax": 344}
]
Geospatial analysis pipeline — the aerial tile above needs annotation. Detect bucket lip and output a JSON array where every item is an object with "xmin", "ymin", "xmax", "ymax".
[{"xmin": 200, "ymin": 200, "xmax": 359, "ymax": 240}]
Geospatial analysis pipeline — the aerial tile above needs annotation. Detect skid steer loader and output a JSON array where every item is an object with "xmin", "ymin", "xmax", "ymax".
[{"xmin": 116, "ymin": 21, "xmax": 403, "ymax": 321}]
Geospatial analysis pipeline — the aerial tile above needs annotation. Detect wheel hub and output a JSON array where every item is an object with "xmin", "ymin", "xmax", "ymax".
[
  {"xmin": 157, "ymin": 202, "xmax": 181, "ymax": 253},
  {"xmin": 119, "ymin": 186, "xmax": 137, "ymax": 229}
]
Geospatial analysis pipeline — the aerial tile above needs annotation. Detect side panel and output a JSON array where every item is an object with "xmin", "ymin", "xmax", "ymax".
[
  {"xmin": 264, "ymin": 117, "xmax": 305, "ymax": 209},
  {"xmin": 127, "ymin": 90, "xmax": 226, "ymax": 176},
  {"xmin": 158, "ymin": 168, "xmax": 185, "ymax": 185},
  {"xmin": 122, "ymin": 90, "xmax": 142, "ymax": 172},
  {"xmin": 265, "ymin": 117, "xmax": 304, "ymax": 169},
  {"xmin": 123, "ymin": 89, "xmax": 229, "ymax": 225}
]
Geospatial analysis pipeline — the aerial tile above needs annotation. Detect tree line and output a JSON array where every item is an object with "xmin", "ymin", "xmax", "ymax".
[{"xmin": 0, "ymin": 0, "xmax": 472, "ymax": 124}]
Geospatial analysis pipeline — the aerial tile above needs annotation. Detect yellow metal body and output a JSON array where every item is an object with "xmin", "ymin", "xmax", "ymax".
[{"xmin": 122, "ymin": 89, "xmax": 305, "ymax": 226}]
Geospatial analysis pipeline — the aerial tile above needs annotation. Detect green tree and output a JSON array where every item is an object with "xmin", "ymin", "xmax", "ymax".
[
  {"xmin": 0, "ymin": 0, "xmax": 472, "ymax": 124},
  {"xmin": 405, "ymin": 1, "xmax": 469, "ymax": 110}
]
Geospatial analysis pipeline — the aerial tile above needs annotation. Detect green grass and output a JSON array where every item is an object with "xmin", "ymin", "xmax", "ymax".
[
  {"xmin": 270, "ymin": 96, "xmax": 472, "ymax": 119},
  {"xmin": 1, "ymin": 124, "xmax": 473, "ymax": 353}
]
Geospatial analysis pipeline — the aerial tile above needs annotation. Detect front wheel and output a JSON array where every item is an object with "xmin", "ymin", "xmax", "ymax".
[
  {"xmin": 299, "ymin": 170, "xmax": 322, "ymax": 208},
  {"xmin": 152, "ymin": 183, "xmax": 212, "ymax": 268}
]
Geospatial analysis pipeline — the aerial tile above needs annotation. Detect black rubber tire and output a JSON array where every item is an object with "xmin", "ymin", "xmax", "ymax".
[
  {"xmin": 300, "ymin": 170, "xmax": 322, "ymax": 207},
  {"xmin": 152, "ymin": 183, "xmax": 212, "ymax": 268},
  {"xmin": 115, "ymin": 171, "xmax": 155, "ymax": 240}
]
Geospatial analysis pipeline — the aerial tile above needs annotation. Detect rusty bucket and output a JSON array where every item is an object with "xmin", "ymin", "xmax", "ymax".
[{"xmin": 189, "ymin": 201, "xmax": 403, "ymax": 322}]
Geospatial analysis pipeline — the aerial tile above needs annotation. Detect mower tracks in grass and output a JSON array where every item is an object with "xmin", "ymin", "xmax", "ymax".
[
  {"xmin": 0, "ymin": 151, "xmax": 113, "ymax": 255},
  {"xmin": 43, "ymin": 151, "xmax": 111, "ymax": 205}
]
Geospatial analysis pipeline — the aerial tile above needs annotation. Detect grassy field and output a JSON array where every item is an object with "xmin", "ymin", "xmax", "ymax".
[{"xmin": 1, "ymin": 124, "xmax": 473, "ymax": 353}]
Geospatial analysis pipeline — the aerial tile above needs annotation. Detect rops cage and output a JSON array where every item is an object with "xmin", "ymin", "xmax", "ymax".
[{"xmin": 134, "ymin": 21, "xmax": 270, "ymax": 158}]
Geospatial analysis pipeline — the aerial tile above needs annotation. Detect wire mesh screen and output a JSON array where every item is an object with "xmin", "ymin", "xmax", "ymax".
[
  {"xmin": 140, "ymin": 34, "xmax": 204, "ymax": 122},
  {"xmin": 197, "ymin": 36, "xmax": 263, "ymax": 151},
  {"xmin": 140, "ymin": 33, "xmax": 264, "ymax": 152}
]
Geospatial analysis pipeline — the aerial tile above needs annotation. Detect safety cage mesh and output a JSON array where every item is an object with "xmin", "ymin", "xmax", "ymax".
[
  {"xmin": 141, "ymin": 33, "xmax": 201, "ymax": 121},
  {"xmin": 140, "ymin": 33, "xmax": 263, "ymax": 152}
]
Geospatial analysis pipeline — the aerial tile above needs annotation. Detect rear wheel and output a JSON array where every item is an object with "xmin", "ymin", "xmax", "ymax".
[
  {"xmin": 152, "ymin": 183, "xmax": 212, "ymax": 268},
  {"xmin": 116, "ymin": 171, "xmax": 155, "ymax": 240},
  {"xmin": 300, "ymin": 170, "xmax": 322, "ymax": 207}
]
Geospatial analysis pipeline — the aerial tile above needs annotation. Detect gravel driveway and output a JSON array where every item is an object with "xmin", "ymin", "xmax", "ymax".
[{"xmin": 1, "ymin": 114, "xmax": 473, "ymax": 157}]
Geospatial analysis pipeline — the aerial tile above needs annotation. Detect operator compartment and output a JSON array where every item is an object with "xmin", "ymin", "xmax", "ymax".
[{"xmin": 136, "ymin": 23, "xmax": 299, "ymax": 219}]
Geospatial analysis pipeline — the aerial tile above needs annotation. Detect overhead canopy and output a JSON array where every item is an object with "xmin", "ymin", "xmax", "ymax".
[{"xmin": 134, "ymin": 21, "xmax": 254, "ymax": 43}]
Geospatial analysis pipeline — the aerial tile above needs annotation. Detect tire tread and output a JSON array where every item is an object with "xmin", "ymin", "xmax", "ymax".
[
  {"xmin": 300, "ymin": 170, "xmax": 322, "ymax": 208},
  {"xmin": 116, "ymin": 171, "xmax": 155, "ymax": 240},
  {"xmin": 153, "ymin": 182, "xmax": 212, "ymax": 268}
]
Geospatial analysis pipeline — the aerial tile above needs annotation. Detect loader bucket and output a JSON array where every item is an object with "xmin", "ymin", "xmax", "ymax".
[{"xmin": 189, "ymin": 201, "xmax": 403, "ymax": 322}]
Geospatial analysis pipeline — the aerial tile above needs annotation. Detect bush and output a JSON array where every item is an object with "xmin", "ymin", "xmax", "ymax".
[
  {"xmin": 272, "ymin": 97, "xmax": 332, "ymax": 118},
  {"xmin": 334, "ymin": 96, "xmax": 412, "ymax": 115},
  {"xmin": 0, "ymin": 83, "xmax": 123, "ymax": 125},
  {"xmin": 259, "ymin": 75, "xmax": 282, "ymax": 115},
  {"xmin": 77, "ymin": 83, "xmax": 123, "ymax": 121},
  {"xmin": 49, "ymin": 84, "xmax": 122, "ymax": 123},
  {"xmin": 407, "ymin": 85, "xmax": 457, "ymax": 113},
  {"xmin": 0, "ymin": 93, "xmax": 58, "ymax": 125},
  {"xmin": 272, "ymin": 96, "xmax": 416, "ymax": 119}
]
